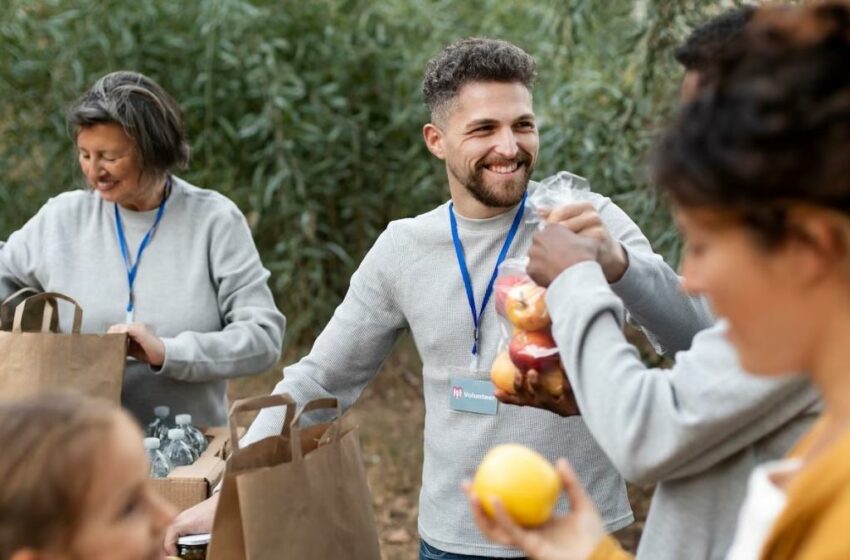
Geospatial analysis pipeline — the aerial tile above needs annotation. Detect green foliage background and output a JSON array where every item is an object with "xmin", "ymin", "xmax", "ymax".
[{"xmin": 0, "ymin": 0, "xmax": 744, "ymax": 346}]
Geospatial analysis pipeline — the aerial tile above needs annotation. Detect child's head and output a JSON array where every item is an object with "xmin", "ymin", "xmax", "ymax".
[{"xmin": 0, "ymin": 392, "xmax": 175, "ymax": 560}]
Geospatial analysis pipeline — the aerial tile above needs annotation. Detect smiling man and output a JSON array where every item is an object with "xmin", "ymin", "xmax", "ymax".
[{"xmin": 165, "ymin": 38, "xmax": 712, "ymax": 558}]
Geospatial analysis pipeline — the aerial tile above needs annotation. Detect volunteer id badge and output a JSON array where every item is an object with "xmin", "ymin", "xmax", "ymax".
[{"xmin": 449, "ymin": 377, "xmax": 499, "ymax": 415}]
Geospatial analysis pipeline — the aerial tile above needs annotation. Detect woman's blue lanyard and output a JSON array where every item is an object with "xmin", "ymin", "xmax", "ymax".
[
  {"xmin": 449, "ymin": 192, "xmax": 527, "ymax": 369},
  {"xmin": 114, "ymin": 177, "xmax": 170, "ymax": 323}
]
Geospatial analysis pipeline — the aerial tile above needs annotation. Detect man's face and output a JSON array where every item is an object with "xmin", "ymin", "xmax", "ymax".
[{"xmin": 429, "ymin": 81, "xmax": 539, "ymax": 209}]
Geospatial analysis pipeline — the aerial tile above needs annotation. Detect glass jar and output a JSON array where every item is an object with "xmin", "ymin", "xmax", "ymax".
[{"xmin": 177, "ymin": 533, "xmax": 210, "ymax": 559}]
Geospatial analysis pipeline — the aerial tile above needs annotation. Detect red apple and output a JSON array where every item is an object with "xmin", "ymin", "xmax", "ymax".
[
  {"xmin": 509, "ymin": 329, "xmax": 560, "ymax": 372},
  {"xmin": 504, "ymin": 283, "xmax": 551, "ymax": 331},
  {"xmin": 490, "ymin": 351, "xmax": 520, "ymax": 394},
  {"xmin": 494, "ymin": 275, "xmax": 528, "ymax": 316}
]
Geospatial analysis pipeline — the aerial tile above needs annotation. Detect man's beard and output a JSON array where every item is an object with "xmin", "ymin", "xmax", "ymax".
[{"xmin": 451, "ymin": 152, "xmax": 534, "ymax": 209}]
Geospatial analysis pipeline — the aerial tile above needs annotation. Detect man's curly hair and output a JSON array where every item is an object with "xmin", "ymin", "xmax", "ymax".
[
  {"xmin": 654, "ymin": 1, "xmax": 850, "ymax": 246},
  {"xmin": 421, "ymin": 38, "xmax": 537, "ymax": 123}
]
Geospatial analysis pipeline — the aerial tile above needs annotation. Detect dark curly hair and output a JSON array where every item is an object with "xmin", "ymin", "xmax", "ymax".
[
  {"xmin": 674, "ymin": 6, "xmax": 756, "ymax": 72},
  {"xmin": 421, "ymin": 38, "xmax": 537, "ymax": 123},
  {"xmin": 654, "ymin": 2, "xmax": 850, "ymax": 245}
]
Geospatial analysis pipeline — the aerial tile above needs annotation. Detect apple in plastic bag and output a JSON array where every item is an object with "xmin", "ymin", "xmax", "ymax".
[
  {"xmin": 509, "ymin": 329, "xmax": 560, "ymax": 372},
  {"xmin": 490, "ymin": 351, "xmax": 520, "ymax": 394},
  {"xmin": 494, "ymin": 275, "xmax": 528, "ymax": 316},
  {"xmin": 504, "ymin": 283, "xmax": 551, "ymax": 331}
]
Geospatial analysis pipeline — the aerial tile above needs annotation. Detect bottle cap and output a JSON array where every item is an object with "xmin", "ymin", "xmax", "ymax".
[
  {"xmin": 154, "ymin": 406, "xmax": 170, "ymax": 418},
  {"xmin": 168, "ymin": 428, "xmax": 185, "ymax": 440},
  {"xmin": 175, "ymin": 414, "xmax": 191, "ymax": 425},
  {"xmin": 143, "ymin": 437, "xmax": 161, "ymax": 450},
  {"xmin": 177, "ymin": 533, "xmax": 211, "ymax": 545}
]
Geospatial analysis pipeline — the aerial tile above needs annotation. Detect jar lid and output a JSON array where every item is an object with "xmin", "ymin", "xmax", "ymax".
[{"xmin": 177, "ymin": 533, "xmax": 211, "ymax": 546}]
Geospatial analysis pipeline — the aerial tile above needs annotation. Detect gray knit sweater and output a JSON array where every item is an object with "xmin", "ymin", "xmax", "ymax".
[
  {"xmin": 547, "ymin": 260, "xmax": 820, "ymax": 560},
  {"xmin": 0, "ymin": 177, "xmax": 286, "ymax": 426},
  {"xmin": 243, "ymin": 184, "xmax": 712, "ymax": 557}
]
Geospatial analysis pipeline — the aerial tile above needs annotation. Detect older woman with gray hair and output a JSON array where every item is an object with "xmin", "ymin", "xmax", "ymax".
[{"xmin": 0, "ymin": 71, "xmax": 286, "ymax": 427}]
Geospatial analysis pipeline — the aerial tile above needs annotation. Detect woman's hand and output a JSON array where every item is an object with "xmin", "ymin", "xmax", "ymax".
[
  {"xmin": 466, "ymin": 458, "xmax": 607, "ymax": 560},
  {"xmin": 535, "ymin": 203, "xmax": 629, "ymax": 284},
  {"xmin": 108, "ymin": 323, "xmax": 166, "ymax": 367}
]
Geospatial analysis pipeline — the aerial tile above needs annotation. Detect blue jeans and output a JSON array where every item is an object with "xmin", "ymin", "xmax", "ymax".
[{"xmin": 419, "ymin": 539, "xmax": 528, "ymax": 560}]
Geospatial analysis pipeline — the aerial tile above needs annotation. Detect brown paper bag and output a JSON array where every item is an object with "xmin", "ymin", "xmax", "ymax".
[
  {"xmin": 208, "ymin": 395, "xmax": 382, "ymax": 560},
  {"xmin": 0, "ymin": 292, "xmax": 127, "ymax": 403}
]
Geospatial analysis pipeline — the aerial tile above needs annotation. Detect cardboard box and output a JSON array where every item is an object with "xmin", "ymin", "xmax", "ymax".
[{"xmin": 151, "ymin": 427, "xmax": 229, "ymax": 511}]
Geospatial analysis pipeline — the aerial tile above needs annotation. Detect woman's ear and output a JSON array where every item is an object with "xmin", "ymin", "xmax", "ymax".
[{"xmin": 786, "ymin": 208, "xmax": 850, "ymax": 285}]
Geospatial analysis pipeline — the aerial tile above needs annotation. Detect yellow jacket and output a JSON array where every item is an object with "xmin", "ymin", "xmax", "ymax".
[
  {"xmin": 588, "ymin": 419, "xmax": 850, "ymax": 560},
  {"xmin": 759, "ymin": 420, "xmax": 850, "ymax": 559}
]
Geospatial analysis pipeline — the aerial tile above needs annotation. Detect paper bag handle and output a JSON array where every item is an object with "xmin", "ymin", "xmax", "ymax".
[
  {"xmin": 1, "ymin": 288, "xmax": 44, "ymax": 328},
  {"xmin": 12, "ymin": 292, "xmax": 82, "ymax": 333},
  {"xmin": 289, "ymin": 398, "xmax": 343, "ymax": 461},
  {"xmin": 228, "ymin": 393, "xmax": 297, "ymax": 454}
]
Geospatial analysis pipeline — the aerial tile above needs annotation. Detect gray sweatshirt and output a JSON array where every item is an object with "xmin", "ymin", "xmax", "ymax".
[
  {"xmin": 0, "ymin": 177, "xmax": 286, "ymax": 426},
  {"xmin": 243, "ymin": 185, "xmax": 711, "ymax": 557},
  {"xmin": 546, "ymin": 259, "xmax": 821, "ymax": 560}
]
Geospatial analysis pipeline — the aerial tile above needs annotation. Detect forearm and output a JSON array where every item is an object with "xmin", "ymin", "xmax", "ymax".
[
  {"xmin": 610, "ymin": 245, "xmax": 714, "ymax": 354},
  {"xmin": 547, "ymin": 262, "xmax": 819, "ymax": 484},
  {"xmin": 157, "ymin": 314, "xmax": 285, "ymax": 382}
]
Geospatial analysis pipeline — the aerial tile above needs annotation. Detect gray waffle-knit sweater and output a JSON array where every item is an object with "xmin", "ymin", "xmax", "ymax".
[
  {"xmin": 546, "ymin": 260, "xmax": 821, "ymax": 560},
  {"xmin": 243, "ymin": 184, "xmax": 713, "ymax": 557},
  {"xmin": 0, "ymin": 177, "xmax": 286, "ymax": 426}
]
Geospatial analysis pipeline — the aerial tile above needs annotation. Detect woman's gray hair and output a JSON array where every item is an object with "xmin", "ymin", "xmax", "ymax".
[{"xmin": 67, "ymin": 71, "xmax": 189, "ymax": 176}]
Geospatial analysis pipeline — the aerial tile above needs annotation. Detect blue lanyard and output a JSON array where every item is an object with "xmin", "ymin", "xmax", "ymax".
[
  {"xmin": 114, "ymin": 177, "xmax": 170, "ymax": 319},
  {"xmin": 449, "ymin": 192, "xmax": 527, "ymax": 357}
]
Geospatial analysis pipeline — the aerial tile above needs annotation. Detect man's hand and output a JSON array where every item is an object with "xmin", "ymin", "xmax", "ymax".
[
  {"xmin": 465, "ymin": 459, "xmax": 607, "ymax": 560},
  {"xmin": 541, "ymin": 203, "xmax": 629, "ymax": 283},
  {"xmin": 163, "ymin": 493, "xmax": 219, "ymax": 555},
  {"xmin": 527, "ymin": 224, "xmax": 600, "ymax": 288},
  {"xmin": 108, "ymin": 323, "xmax": 166, "ymax": 367},
  {"xmin": 494, "ymin": 369, "xmax": 581, "ymax": 417}
]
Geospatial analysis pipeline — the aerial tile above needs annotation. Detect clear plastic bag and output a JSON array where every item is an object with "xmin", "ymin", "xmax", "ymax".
[
  {"xmin": 490, "ymin": 257, "xmax": 567, "ymax": 397},
  {"xmin": 526, "ymin": 171, "xmax": 592, "ymax": 227}
]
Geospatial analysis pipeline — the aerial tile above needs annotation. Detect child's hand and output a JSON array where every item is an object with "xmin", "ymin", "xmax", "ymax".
[
  {"xmin": 163, "ymin": 493, "xmax": 219, "ymax": 555},
  {"xmin": 465, "ymin": 458, "xmax": 607, "ymax": 560}
]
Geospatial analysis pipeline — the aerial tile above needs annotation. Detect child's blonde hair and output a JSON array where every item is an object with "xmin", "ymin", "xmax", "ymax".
[{"xmin": 0, "ymin": 392, "xmax": 131, "ymax": 557}]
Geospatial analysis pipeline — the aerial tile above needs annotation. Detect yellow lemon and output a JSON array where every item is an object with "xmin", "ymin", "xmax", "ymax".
[{"xmin": 472, "ymin": 444, "xmax": 560, "ymax": 527}]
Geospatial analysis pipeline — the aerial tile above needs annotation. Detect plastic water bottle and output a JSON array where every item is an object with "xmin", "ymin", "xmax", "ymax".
[
  {"xmin": 144, "ymin": 437, "xmax": 172, "ymax": 479},
  {"xmin": 175, "ymin": 414, "xmax": 208, "ymax": 456},
  {"xmin": 163, "ymin": 429, "xmax": 197, "ymax": 467},
  {"xmin": 147, "ymin": 405, "xmax": 171, "ymax": 443}
]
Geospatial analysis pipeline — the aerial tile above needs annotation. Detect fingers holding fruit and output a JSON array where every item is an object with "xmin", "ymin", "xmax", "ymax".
[{"xmin": 524, "ymin": 368, "xmax": 581, "ymax": 417}]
